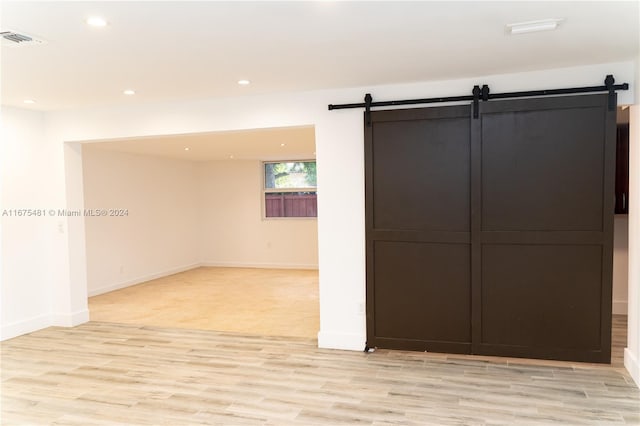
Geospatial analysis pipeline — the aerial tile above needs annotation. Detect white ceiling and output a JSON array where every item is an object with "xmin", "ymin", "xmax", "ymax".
[
  {"xmin": 2, "ymin": 1, "xmax": 638, "ymax": 111},
  {"xmin": 82, "ymin": 125, "xmax": 316, "ymax": 162}
]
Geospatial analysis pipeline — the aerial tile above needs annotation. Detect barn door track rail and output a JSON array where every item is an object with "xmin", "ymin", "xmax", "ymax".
[{"xmin": 328, "ymin": 75, "xmax": 628, "ymax": 125}]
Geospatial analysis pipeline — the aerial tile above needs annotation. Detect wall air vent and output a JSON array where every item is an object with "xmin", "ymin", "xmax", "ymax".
[{"xmin": 1, "ymin": 30, "xmax": 46, "ymax": 47}]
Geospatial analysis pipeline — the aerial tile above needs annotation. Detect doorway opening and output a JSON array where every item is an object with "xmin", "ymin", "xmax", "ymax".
[
  {"xmin": 80, "ymin": 126, "xmax": 320, "ymax": 339},
  {"xmin": 613, "ymin": 105, "xmax": 631, "ymax": 366}
]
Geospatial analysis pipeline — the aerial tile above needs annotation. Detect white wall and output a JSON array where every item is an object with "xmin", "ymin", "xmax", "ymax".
[
  {"xmin": 3, "ymin": 62, "xmax": 636, "ymax": 365},
  {"xmin": 1, "ymin": 108, "xmax": 58, "ymax": 339},
  {"xmin": 199, "ymin": 160, "xmax": 318, "ymax": 269},
  {"xmin": 626, "ymin": 56, "xmax": 640, "ymax": 387},
  {"xmin": 614, "ymin": 216, "xmax": 629, "ymax": 315},
  {"xmin": 81, "ymin": 154, "xmax": 318, "ymax": 296},
  {"xmin": 82, "ymin": 148, "xmax": 200, "ymax": 296}
]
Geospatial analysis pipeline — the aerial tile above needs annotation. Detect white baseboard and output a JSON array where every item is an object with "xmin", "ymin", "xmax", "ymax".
[
  {"xmin": 1, "ymin": 309, "xmax": 91, "ymax": 342},
  {"xmin": 624, "ymin": 348, "xmax": 640, "ymax": 388},
  {"xmin": 202, "ymin": 261, "xmax": 318, "ymax": 270},
  {"xmin": 1, "ymin": 313, "xmax": 51, "ymax": 341},
  {"xmin": 87, "ymin": 263, "xmax": 201, "ymax": 296},
  {"xmin": 51, "ymin": 309, "xmax": 90, "ymax": 327},
  {"xmin": 613, "ymin": 300, "xmax": 628, "ymax": 315},
  {"xmin": 317, "ymin": 330, "xmax": 366, "ymax": 351},
  {"xmin": 88, "ymin": 262, "xmax": 318, "ymax": 297}
]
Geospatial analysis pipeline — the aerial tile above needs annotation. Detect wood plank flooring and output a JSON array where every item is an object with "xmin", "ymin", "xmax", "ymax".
[
  {"xmin": 89, "ymin": 267, "xmax": 319, "ymax": 339},
  {"xmin": 2, "ymin": 320, "xmax": 638, "ymax": 425}
]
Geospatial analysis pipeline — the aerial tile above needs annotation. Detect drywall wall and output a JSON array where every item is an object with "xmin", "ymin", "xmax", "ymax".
[
  {"xmin": 5, "ymin": 62, "xmax": 636, "ymax": 361},
  {"xmin": 82, "ymin": 148, "xmax": 200, "ymax": 296},
  {"xmin": 81, "ymin": 153, "xmax": 318, "ymax": 297},
  {"xmin": 614, "ymin": 216, "xmax": 629, "ymax": 315},
  {"xmin": 199, "ymin": 160, "xmax": 318, "ymax": 269},
  {"xmin": 1, "ymin": 107, "xmax": 57, "ymax": 339},
  {"xmin": 625, "ymin": 56, "xmax": 640, "ymax": 387}
]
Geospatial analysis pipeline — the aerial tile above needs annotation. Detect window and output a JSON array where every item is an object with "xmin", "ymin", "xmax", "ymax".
[{"xmin": 263, "ymin": 161, "xmax": 317, "ymax": 218}]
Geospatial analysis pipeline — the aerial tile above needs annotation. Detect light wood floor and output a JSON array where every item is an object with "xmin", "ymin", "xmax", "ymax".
[
  {"xmin": 5, "ymin": 269, "xmax": 635, "ymax": 424},
  {"xmin": 2, "ymin": 321, "xmax": 638, "ymax": 425},
  {"xmin": 88, "ymin": 268, "xmax": 628, "ymax": 367},
  {"xmin": 89, "ymin": 267, "xmax": 319, "ymax": 339}
]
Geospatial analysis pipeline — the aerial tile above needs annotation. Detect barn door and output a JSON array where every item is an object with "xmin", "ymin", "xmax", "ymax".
[
  {"xmin": 365, "ymin": 105, "xmax": 473, "ymax": 354},
  {"xmin": 473, "ymin": 94, "xmax": 615, "ymax": 362},
  {"xmin": 366, "ymin": 94, "xmax": 615, "ymax": 363}
]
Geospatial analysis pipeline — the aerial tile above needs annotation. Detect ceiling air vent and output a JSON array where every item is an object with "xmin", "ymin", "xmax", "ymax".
[{"xmin": 1, "ymin": 30, "xmax": 46, "ymax": 47}]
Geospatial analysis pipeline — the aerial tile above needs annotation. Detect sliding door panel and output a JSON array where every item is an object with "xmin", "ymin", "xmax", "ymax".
[
  {"xmin": 481, "ymin": 244, "xmax": 603, "ymax": 355},
  {"xmin": 373, "ymin": 241, "xmax": 470, "ymax": 351},
  {"xmin": 366, "ymin": 105, "xmax": 472, "ymax": 354},
  {"xmin": 481, "ymin": 106, "xmax": 605, "ymax": 231},
  {"xmin": 372, "ymin": 118, "xmax": 470, "ymax": 231},
  {"xmin": 477, "ymin": 94, "xmax": 615, "ymax": 363}
]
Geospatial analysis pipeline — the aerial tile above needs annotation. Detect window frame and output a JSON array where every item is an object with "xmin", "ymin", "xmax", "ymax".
[{"xmin": 262, "ymin": 160, "xmax": 317, "ymax": 220}]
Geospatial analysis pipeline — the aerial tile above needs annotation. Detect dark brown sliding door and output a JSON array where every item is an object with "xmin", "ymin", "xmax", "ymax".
[
  {"xmin": 366, "ymin": 94, "xmax": 615, "ymax": 363},
  {"xmin": 365, "ymin": 105, "xmax": 472, "ymax": 354},
  {"xmin": 473, "ymin": 95, "xmax": 615, "ymax": 362}
]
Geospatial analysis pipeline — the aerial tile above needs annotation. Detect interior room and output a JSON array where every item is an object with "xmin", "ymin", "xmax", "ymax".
[
  {"xmin": 1, "ymin": 2, "xmax": 639, "ymax": 425},
  {"xmin": 81, "ymin": 127, "xmax": 319, "ymax": 338}
]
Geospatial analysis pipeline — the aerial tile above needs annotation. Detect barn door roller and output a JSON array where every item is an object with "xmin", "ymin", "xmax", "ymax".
[{"xmin": 330, "ymin": 75, "xmax": 628, "ymax": 126}]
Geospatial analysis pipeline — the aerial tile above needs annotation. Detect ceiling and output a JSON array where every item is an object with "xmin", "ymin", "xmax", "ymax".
[
  {"xmin": 2, "ymin": 1, "xmax": 638, "ymax": 111},
  {"xmin": 82, "ymin": 125, "xmax": 316, "ymax": 162}
]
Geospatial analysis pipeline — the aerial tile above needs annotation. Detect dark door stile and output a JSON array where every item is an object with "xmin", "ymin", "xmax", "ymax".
[{"xmin": 365, "ymin": 94, "xmax": 615, "ymax": 363}]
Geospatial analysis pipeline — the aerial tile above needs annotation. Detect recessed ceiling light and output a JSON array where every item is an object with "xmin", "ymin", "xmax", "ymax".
[
  {"xmin": 237, "ymin": 80, "xmax": 250, "ymax": 86},
  {"xmin": 280, "ymin": 143, "xmax": 286, "ymax": 147},
  {"xmin": 23, "ymin": 99, "xmax": 36, "ymax": 104},
  {"xmin": 86, "ymin": 16, "xmax": 108, "ymax": 27},
  {"xmin": 123, "ymin": 89, "xmax": 135, "ymax": 95},
  {"xmin": 184, "ymin": 147, "xmax": 190, "ymax": 151},
  {"xmin": 506, "ymin": 18, "xmax": 564, "ymax": 35}
]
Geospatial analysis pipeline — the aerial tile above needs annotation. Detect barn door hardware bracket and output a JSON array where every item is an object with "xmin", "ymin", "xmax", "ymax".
[
  {"xmin": 328, "ymin": 75, "xmax": 629, "ymax": 114},
  {"xmin": 472, "ymin": 85, "xmax": 490, "ymax": 119},
  {"xmin": 472, "ymin": 85, "xmax": 481, "ymax": 118},
  {"xmin": 605, "ymin": 74, "xmax": 616, "ymax": 111},
  {"xmin": 481, "ymin": 85, "xmax": 490, "ymax": 101},
  {"xmin": 364, "ymin": 93, "xmax": 373, "ymax": 127}
]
